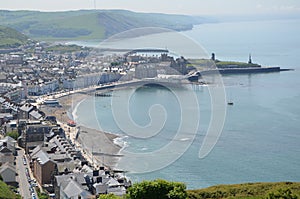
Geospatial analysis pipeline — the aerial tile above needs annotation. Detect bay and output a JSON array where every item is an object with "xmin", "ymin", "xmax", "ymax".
[{"xmin": 75, "ymin": 18, "xmax": 300, "ymax": 189}]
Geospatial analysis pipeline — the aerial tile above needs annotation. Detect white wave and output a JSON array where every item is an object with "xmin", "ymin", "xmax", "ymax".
[
  {"xmin": 72, "ymin": 98, "xmax": 86, "ymax": 124},
  {"xmin": 141, "ymin": 147, "xmax": 148, "ymax": 151},
  {"xmin": 179, "ymin": 137, "xmax": 191, "ymax": 141},
  {"xmin": 113, "ymin": 136, "xmax": 129, "ymax": 151}
]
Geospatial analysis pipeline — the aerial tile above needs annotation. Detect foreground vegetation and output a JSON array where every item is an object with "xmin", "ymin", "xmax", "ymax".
[
  {"xmin": 187, "ymin": 182, "xmax": 300, "ymax": 199},
  {"xmin": 98, "ymin": 181, "xmax": 300, "ymax": 199},
  {"xmin": 0, "ymin": 180, "xmax": 20, "ymax": 199}
]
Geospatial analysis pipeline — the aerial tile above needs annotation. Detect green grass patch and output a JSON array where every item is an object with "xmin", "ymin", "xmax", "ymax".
[
  {"xmin": 45, "ymin": 44, "xmax": 90, "ymax": 53},
  {"xmin": 0, "ymin": 25, "xmax": 29, "ymax": 48},
  {"xmin": 6, "ymin": 130, "xmax": 19, "ymax": 140},
  {"xmin": 216, "ymin": 61, "xmax": 261, "ymax": 68},
  {"xmin": 187, "ymin": 182, "xmax": 300, "ymax": 199},
  {"xmin": 0, "ymin": 180, "xmax": 19, "ymax": 199}
]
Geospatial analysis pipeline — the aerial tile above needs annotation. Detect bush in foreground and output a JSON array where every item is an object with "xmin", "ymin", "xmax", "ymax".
[
  {"xmin": 126, "ymin": 179, "xmax": 187, "ymax": 199},
  {"xmin": 187, "ymin": 182, "xmax": 300, "ymax": 199},
  {"xmin": 97, "ymin": 181, "xmax": 300, "ymax": 199},
  {"xmin": 267, "ymin": 188, "xmax": 298, "ymax": 199},
  {"xmin": 99, "ymin": 194, "xmax": 121, "ymax": 199},
  {"xmin": 0, "ymin": 180, "xmax": 19, "ymax": 199}
]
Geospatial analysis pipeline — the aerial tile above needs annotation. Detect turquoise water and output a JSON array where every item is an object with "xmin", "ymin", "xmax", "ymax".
[{"xmin": 75, "ymin": 18, "xmax": 300, "ymax": 189}]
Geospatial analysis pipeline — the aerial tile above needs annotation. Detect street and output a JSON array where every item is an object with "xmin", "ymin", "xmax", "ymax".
[{"xmin": 15, "ymin": 148, "xmax": 38, "ymax": 199}]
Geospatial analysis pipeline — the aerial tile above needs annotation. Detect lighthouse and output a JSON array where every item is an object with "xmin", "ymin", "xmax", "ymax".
[{"xmin": 248, "ymin": 54, "xmax": 252, "ymax": 64}]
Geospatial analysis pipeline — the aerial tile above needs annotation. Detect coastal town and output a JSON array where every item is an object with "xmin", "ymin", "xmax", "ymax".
[
  {"xmin": 0, "ymin": 37, "xmax": 203, "ymax": 199},
  {"xmin": 1, "ymin": 0, "xmax": 299, "ymax": 198},
  {"xmin": 0, "ymin": 41, "xmax": 138, "ymax": 198},
  {"xmin": 0, "ymin": 29, "xmax": 292, "ymax": 199}
]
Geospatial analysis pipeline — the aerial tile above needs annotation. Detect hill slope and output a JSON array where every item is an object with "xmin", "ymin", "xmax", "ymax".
[
  {"xmin": 0, "ymin": 180, "xmax": 19, "ymax": 199},
  {"xmin": 0, "ymin": 9, "xmax": 212, "ymax": 41},
  {"xmin": 0, "ymin": 25, "xmax": 29, "ymax": 48},
  {"xmin": 187, "ymin": 182, "xmax": 300, "ymax": 199}
]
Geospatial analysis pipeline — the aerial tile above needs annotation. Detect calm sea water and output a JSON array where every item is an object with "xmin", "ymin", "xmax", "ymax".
[{"xmin": 75, "ymin": 18, "xmax": 300, "ymax": 189}]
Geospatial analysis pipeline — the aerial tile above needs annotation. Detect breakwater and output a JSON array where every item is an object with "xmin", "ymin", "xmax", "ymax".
[{"xmin": 199, "ymin": 67, "xmax": 291, "ymax": 76}]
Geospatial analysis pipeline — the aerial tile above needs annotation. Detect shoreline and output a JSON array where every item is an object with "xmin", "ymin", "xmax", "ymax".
[
  {"xmin": 38, "ymin": 80, "xmax": 206, "ymax": 170},
  {"xmin": 40, "ymin": 90, "xmax": 123, "ymax": 169}
]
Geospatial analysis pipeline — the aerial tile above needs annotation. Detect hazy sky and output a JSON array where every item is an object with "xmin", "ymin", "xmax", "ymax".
[{"xmin": 1, "ymin": 0, "xmax": 300, "ymax": 15}]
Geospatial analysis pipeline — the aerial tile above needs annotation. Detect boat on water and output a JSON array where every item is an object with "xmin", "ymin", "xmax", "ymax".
[{"xmin": 227, "ymin": 101, "xmax": 234, "ymax": 105}]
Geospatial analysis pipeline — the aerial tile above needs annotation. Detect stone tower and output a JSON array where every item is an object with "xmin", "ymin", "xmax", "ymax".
[
  {"xmin": 248, "ymin": 54, "xmax": 252, "ymax": 64},
  {"xmin": 211, "ymin": 53, "xmax": 215, "ymax": 61}
]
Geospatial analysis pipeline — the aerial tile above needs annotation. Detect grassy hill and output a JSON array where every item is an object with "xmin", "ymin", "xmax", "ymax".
[
  {"xmin": 0, "ymin": 180, "xmax": 19, "ymax": 199},
  {"xmin": 187, "ymin": 182, "xmax": 300, "ymax": 199},
  {"xmin": 0, "ymin": 25, "xmax": 29, "ymax": 48},
  {"xmin": 0, "ymin": 9, "xmax": 212, "ymax": 41}
]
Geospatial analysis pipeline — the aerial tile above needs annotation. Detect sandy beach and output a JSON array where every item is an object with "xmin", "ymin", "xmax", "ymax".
[{"xmin": 40, "ymin": 91, "xmax": 122, "ymax": 169}]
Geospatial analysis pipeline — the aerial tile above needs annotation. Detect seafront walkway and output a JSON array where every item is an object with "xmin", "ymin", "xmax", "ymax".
[{"xmin": 57, "ymin": 120, "xmax": 102, "ymax": 169}]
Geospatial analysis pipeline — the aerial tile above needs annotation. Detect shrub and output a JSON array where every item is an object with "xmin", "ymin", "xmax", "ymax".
[
  {"xmin": 126, "ymin": 179, "xmax": 187, "ymax": 199},
  {"xmin": 266, "ymin": 188, "xmax": 298, "ymax": 199},
  {"xmin": 6, "ymin": 130, "xmax": 19, "ymax": 140},
  {"xmin": 99, "ymin": 194, "xmax": 120, "ymax": 199}
]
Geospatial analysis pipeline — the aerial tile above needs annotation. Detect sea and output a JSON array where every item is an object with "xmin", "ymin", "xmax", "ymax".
[{"xmin": 73, "ymin": 18, "xmax": 300, "ymax": 189}]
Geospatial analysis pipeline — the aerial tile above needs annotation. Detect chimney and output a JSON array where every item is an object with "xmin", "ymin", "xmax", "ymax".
[
  {"xmin": 96, "ymin": 177, "xmax": 102, "ymax": 183},
  {"xmin": 93, "ymin": 170, "xmax": 99, "ymax": 176}
]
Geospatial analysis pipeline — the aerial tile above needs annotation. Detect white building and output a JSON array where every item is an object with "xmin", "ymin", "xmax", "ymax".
[{"xmin": 27, "ymin": 80, "xmax": 59, "ymax": 95}]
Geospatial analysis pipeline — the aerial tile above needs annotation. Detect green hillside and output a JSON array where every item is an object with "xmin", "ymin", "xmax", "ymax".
[
  {"xmin": 187, "ymin": 182, "xmax": 300, "ymax": 199},
  {"xmin": 98, "ymin": 181, "xmax": 300, "ymax": 199},
  {"xmin": 0, "ymin": 25, "xmax": 29, "ymax": 48},
  {"xmin": 0, "ymin": 180, "xmax": 19, "ymax": 199},
  {"xmin": 0, "ymin": 9, "xmax": 211, "ymax": 41}
]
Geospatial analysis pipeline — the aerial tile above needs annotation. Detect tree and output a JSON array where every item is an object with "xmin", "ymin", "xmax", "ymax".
[
  {"xmin": 6, "ymin": 130, "xmax": 19, "ymax": 140},
  {"xmin": 126, "ymin": 179, "xmax": 187, "ymax": 199}
]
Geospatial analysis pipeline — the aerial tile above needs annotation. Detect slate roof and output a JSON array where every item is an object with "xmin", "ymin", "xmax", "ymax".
[
  {"xmin": 0, "ymin": 162, "xmax": 16, "ymax": 174},
  {"xmin": 29, "ymin": 110, "xmax": 43, "ymax": 120},
  {"xmin": 35, "ymin": 150, "xmax": 52, "ymax": 165},
  {"xmin": 20, "ymin": 103, "xmax": 34, "ymax": 112},
  {"xmin": 0, "ymin": 146, "xmax": 12, "ymax": 153},
  {"xmin": 60, "ymin": 178, "xmax": 93, "ymax": 199}
]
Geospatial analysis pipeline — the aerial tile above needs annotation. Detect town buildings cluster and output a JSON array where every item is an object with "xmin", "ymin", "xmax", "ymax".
[
  {"xmin": 0, "ymin": 94, "xmax": 131, "ymax": 198},
  {"xmin": 0, "ymin": 43, "xmax": 131, "ymax": 199},
  {"xmin": 0, "ymin": 42, "xmax": 193, "ymax": 104},
  {"xmin": 0, "ymin": 42, "xmax": 125, "ymax": 103}
]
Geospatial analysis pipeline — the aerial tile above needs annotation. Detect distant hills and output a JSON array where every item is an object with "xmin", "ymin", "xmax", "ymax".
[
  {"xmin": 0, "ymin": 10, "xmax": 213, "ymax": 41},
  {"xmin": 0, "ymin": 25, "xmax": 29, "ymax": 48}
]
